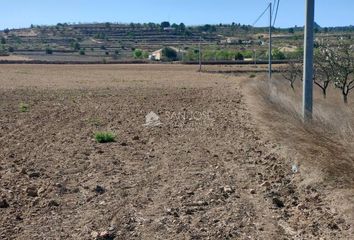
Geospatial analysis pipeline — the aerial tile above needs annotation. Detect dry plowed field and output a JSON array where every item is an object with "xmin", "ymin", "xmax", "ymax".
[{"xmin": 0, "ymin": 64, "xmax": 353, "ymax": 239}]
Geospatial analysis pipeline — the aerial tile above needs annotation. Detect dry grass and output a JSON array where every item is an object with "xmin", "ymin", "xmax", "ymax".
[{"xmin": 245, "ymin": 73, "xmax": 354, "ymax": 221}]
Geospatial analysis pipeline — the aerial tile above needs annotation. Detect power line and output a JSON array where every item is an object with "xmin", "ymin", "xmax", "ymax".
[
  {"xmin": 273, "ymin": 0, "xmax": 281, "ymax": 26},
  {"xmin": 251, "ymin": 2, "xmax": 273, "ymax": 80},
  {"xmin": 272, "ymin": 0, "xmax": 277, "ymax": 17},
  {"xmin": 252, "ymin": 4, "xmax": 270, "ymax": 26}
]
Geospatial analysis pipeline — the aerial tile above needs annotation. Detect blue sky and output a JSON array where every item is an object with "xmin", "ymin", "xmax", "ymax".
[{"xmin": 1, "ymin": 0, "xmax": 353, "ymax": 30}]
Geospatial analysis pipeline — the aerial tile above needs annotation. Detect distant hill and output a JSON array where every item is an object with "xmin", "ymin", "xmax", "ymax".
[{"xmin": 0, "ymin": 22, "xmax": 353, "ymax": 62}]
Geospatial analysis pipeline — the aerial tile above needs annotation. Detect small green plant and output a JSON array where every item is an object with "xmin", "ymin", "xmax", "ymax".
[
  {"xmin": 94, "ymin": 132, "xmax": 116, "ymax": 143},
  {"xmin": 249, "ymin": 74, "xmax": 256, "ymax": 78},
  {"xmin": 79, "ymin": 49, "xmax": 85, "ymax": 55},
  {"xmin": 19, "ymin": 103, "xmax": 29, "ymax": 112}
]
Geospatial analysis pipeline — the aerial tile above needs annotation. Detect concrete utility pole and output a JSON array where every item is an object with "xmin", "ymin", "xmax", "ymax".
[
  {"xmin": 180, "ymin": 45, "xmax": 184, "ymax": 62},
  {"xmin": 254, "ymin": 49, "xmax": 257, "ymax": 65},
  {"xmin": 199, "ymin": 37, "xmax": 202, "ymax": 72},
  {"xmin": 268, "ymin": 2, "xmax": 272, "ymax": 80},
  {"xmin": 303, "ymin": 0, "xmax": 315, "ymax": 120}
]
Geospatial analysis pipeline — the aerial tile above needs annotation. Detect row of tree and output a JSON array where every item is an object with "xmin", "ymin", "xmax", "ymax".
[{"xmin": 283, "ymin": 41, "xmax": 354, "ymax": 103}]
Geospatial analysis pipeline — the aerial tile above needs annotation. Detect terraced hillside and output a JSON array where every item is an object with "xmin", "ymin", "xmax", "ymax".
[
  {"xmin": 0, "ymin": 22, "xmax": 352, "ymax": 62},
  {"xmin": 0, "ymin": 23, "xmax": 276, "ymax": 62},
  {"xmin": 0, "ymin": 23, "xmax": 225, "ymax": 62}
]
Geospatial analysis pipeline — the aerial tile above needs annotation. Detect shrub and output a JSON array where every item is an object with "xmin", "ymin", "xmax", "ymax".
[
  {"xmin": 142, "ymin": 51, "xmax": 149, "ymax": 59},
  {"xmin": 72, "ymin": 42, "xmax": 80, "ymax": 51},
  {"xmin": 161, "ymin": 21, "xmax": 171, "ymax": 29},
  {"xmin": 79, "ymin": 49, "xmax": 85, "ymax": 55},
  {"xmin": 19, "ymin": 103, "xmax": 29, "ymax": 112},
  {"xmin": 240, "ymin": 50, "xmax": 254, "ymax": 58},
  {"xmin": 1, "ymin": 37, "xmax": 6, "ymax": 44},
  {"xmin": 215, "ymin": 50, "xmax": 234, "ymax": 61},
  {"xmin": 8, "ymin": 46, "xmax": 14, "ymax": 52},
  {"xmin": 199, "ymin": 24, "xmax": 217, "ymax": 32},
  {"xmin": 179, "ymin": 23, "xmax": 186, "ymax": 32},
  {"xmin": 235, "ymin": 52, "xmax": 244, "ymax": 61},
  {"xmin": 133, "ymin": 49, "xmax": 143, "ymax": 59},
  {"xmin": 162, "ymin": 47, "xmax": 178, "ymax": 61},
  {"xmin": 285, "ymin": 47, "xmax": 303, "ymax": 60},
  {"xmin": 95, "ymin": 32, "xmax": 106, "ymax": 39},
  {"xmin": 272, "ymin": 48, "xmax": 286, "ymax": 60},
  {"xmin": 94, "ymin": 132, "xmax": 116, "ymax": 143},
  {"xmin": 45, "ymin": 48, "xmax": 53, "ymax": 54}
]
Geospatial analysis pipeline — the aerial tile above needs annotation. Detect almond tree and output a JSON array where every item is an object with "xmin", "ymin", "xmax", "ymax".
[
  {"xmin": 282, "ymin": 60, "xmax": 302, "ymax": 90},
  {"xmin": 325, "ymin": 42, "xmax": 354, "ymax": 103},
  {"xmin": 313, "ymin": 44, "xmax": 336, "ymax": 98}
]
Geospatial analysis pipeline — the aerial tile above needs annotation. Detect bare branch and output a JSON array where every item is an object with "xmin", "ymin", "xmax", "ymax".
[{"xmin": 314, "ymin": 80, "xmax": 325, "ymax": 91}]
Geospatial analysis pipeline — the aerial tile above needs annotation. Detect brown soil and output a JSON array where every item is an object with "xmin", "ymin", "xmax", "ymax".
[{"xmin": 0, "ymin": 64, "xmax": 352, "ymax": 239}]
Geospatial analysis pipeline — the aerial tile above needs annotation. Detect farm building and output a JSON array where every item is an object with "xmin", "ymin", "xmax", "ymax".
[
  {"xmin": 149, "ymin": 49, "xmax": 163, "ymax": 61},
  {"xmin": 163, "ymin": 27, "xmax": 176, "ymax": 31},
  {"xmin": 221, "ymin": 37, "xmax": 258, "ymax": 45}
]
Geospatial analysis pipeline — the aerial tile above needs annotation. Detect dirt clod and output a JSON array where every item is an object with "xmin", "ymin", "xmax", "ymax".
[
  {"xmin": 28, "ymin": 172, "xmax": 40, "ymax": 178},
  {"xmin": 26, "ymin": 187, "xmax": 38, "ymax": 197},
  {"xmin": 250, "ymin": 189, "xmax": 257, "ymax": 194},
  {"xmin": 272, "ymin": 197, "xmax": 285, "ymax": 208},
  {"xmin": 94, "ymin": 185, "xmax": 105, "ymax": 195},
  {"xmin": 48, "ymin": 200, "xmax": 60, "ymax": 207},
  {"xmin": 0, "ymin": 199, "xmax": 9, "ymax": 208}
]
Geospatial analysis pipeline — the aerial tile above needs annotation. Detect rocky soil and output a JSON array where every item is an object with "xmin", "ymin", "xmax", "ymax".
[{"xmin": 0, "ymin": 64, "xmax": 352, "ymax": 239}]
